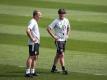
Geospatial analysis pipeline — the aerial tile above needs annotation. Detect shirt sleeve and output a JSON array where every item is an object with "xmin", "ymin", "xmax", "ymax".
[
  {"xmin": 28, "ymin": 20, "xmax": 35, "ymax": 30},
  {"xmin": 48, "ymin": 19, "xmax": 57, "ymax": 29}
]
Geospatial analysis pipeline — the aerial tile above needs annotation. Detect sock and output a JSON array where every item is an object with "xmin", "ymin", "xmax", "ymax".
[
  {"xmin": 26, "ymin": 69, "xmax": 30, "ymax": 74},
  {"xmin": 52, "ymin": 65, "xmax": 56, "ymax": 70},
  {"xmin": 62, "ymin": 66, "xmax": 65, "ymax": 71},
  {"xmin": 31, "ymin": 69, "xmax": 35, "ymax": 74}
]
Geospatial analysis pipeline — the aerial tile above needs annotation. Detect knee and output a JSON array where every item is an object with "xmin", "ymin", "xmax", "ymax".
[
  {"xmin": 33, "ymin": 56, "xmax": 36, "ymax": 60},
  {"xmin": 59, "ymin": 53, "xmax": 64, "ymax": 58},
  {"xmin": 30, "ymin": 56, "xmax": 36, "ymax": 60}
]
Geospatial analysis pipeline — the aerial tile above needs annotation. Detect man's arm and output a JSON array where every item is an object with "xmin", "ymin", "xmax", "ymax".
[
  {"xmin": 67, "ymin": 19, "xmax": 71, "ymax": 36},
  {"xmin": 26, "ymin": 28, "xmax": 36, "ymax": 42},
  {"xmin": 47, "ymin": 27, "xmax": 58, "ymax": 41},
  {"xmin": 66, "ymin": 21, "xmax": 71, "ymax": 40},
  {"xmin": 67, "ymin": 27, "xmax": 70, "ymax": 36}
]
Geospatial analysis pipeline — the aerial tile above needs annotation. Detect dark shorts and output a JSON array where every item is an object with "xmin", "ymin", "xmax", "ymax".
[
  {"xmin": 29, "ymin": 43, "xmax": 40, "ymax": 56},
  {"xmin": 55, "ymin": 41, "xmax": 66, "ymax": 54}
]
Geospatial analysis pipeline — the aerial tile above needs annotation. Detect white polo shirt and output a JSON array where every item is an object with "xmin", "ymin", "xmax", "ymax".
[
  {"xmin": 48, "ymin": 18, "xmax": 70, "ymax": 41},
  {"xmin": 28, "ymin": 18, "xmax": 40, "ymax": 45}
]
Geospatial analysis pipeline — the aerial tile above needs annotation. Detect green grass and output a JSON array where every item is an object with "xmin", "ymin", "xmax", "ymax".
[
  {"xmin": 0, "ymin": 65, "xmax": 106, "ymax": 80},
  {"xmin": 0, "ymin": 65, "xmax": 107, "ymax": 80},
  {"xmin": 0, "ymin": 0, "xmax": 107, "ymax": 80},
  {"xmin": 40, "ymin": 0, "xmax": 107, "ymax": 6},
  {"xmin": 0, "ymin": 33, "xmax": 107, "ymax": 54},
  {"xmin": 71, "ymin": 21, "xmax": 107, "ymax": 33},
  {"xmin": 0, "ymin": 14, "xmax": 107, "ymax": 33},
  {"xmin": 0, "ymin": 24, "xmax": 107, "ymax": 43},
  {"xmin": 0, "ymin": 0, "xmax": 107, "ymax": 12},
  {"xmin": 0, "ymin": 44, "xmax": 107, "ymax": 80},
  {"xmin": 0, "ymin": 14, "xmax": 30, "ymax": 26}
]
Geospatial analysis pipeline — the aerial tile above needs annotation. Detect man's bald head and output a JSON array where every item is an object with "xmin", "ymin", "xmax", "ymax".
[
  {"xmin": 33, "ymin": 10, "xmax": 41, "ymax": 16},
  {"xmin": 33, "ymin": 10, "xmax": 42, "ymax": 21}
]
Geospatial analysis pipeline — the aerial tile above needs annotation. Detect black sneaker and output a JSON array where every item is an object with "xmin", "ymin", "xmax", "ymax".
[
  {"xmin": 51, "ymin": 68, "xmax": 58, "ymax": 73},
  {"xmin": 62, "ymin": 70, "xmax": 68, "ymax": 75},
  {"xmin": 31, "ymin": 72, "xmax": 39, "ymax": 76},
  {"xmin": 25, "ymin": 73, "xmax": 33, "ymax": 77}
]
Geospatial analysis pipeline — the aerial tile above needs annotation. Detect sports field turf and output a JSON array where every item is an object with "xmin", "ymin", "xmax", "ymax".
[{"xmin": 0, "ymin": 0, "xmax": 107, "ymax": 80}]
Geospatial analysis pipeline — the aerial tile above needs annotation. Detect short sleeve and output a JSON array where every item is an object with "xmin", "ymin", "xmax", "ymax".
[
  {"xmin": 28, "ymin": 20, "xmax": 35, "ymax": 30},
  {"xmin": 48, "ymin": 19, "xmax": 57, "ymax": 29}
]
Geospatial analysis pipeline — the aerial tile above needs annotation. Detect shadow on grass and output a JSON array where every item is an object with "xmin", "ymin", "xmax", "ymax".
[
  {"xmin": 0, "ymin": 64, "xmax": 24, "ymax": 78},
  {"xmin": 0, "ymin": 64, "xmax": 107, "ymax": 80},
  {"xmin": 0, "ymin": 64, "xmax": 60, "ymax": 78}
]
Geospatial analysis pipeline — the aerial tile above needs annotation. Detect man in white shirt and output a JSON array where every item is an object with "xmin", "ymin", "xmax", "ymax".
[
  {"xmin": 47, "ymin": 9, "xmax": 70, "ymax": 75},
  {"xmin": 25, "ymin": 10, "xmax": 42, "ymax": 77}
]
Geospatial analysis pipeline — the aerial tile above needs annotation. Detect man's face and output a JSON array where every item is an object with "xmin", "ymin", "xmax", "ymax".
[
  {"xmin": 59, "ymin": 13, "xmax": 65, "ymax": 20},
  {"xmin": 34, "ymin": 11, "xmax": 42, "ymax": 21}
]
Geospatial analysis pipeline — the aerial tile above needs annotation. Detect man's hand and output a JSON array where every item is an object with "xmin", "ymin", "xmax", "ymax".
[
  {"xmin": 32, "ymin": 38, "xmax": 36, "ymax": 42},
  {"xmin": 54, "ymin": 36, "xmax": 58, "ymax": 41},
  {"xmin": 47, "ymin": 27, "xmax": 58, "ymax": 41}
]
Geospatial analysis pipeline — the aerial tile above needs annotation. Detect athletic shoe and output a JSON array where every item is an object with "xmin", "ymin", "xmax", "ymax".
[
  {"xmin": 25, "ymin": 73, "xmax": 33, "ymax": 78},
  {"xmin": 51, "ymin": 68, "xmax": 58, "ymax": 73},
  {"xmin": 62, "ymin": 70, "xmax": 68, "ymax": 75},
  {"xmin": 31, "ymin": 72, "xmax": 39, "ymax": 76}
]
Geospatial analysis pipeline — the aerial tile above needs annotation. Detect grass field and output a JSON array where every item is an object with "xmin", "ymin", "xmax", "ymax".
[{"xmin": 0, "ymin": 0, "xmax": 107, "ymax": 80}]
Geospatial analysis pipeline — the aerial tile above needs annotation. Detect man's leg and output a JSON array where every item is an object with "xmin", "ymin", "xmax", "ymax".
[
  {"xmin": 59, "ymin": 41, "xmax": 68, "ymax": 74},
  {"xmin": 51, "ymin": 54, "xmax": 59, "ymax": 72},
  {"xmin": 25, "ymin": 44, "xmax": 37, "ymax": 77},
  {"xmin": 30, "ymin": 43, "xmax": 40, "ymax": 76},
  {"xmin": 53, "ymin": 54, "xmax": 59, "ymax": 66},
  {"xmin": 31, "ymin": 55, "xmax": 39, "ymax": 76},
  {"xmin": 59, "ymin": 52, "xmax": 68, "ymax": 74},
  {"xmin": 31, "ymin": 56, "xmax": 36, "ymax": 74},
  {"xmin": 31, "ymin": 56, "xmax": 37, "ymax": 68},
  {"xmin": 59, "ymin": 53, "xmax": 65, "ymax": 71},
  {"xmin": 59, "ymin": 53, "xmax": 64, "ymax": 67},
  {"xmin": 51, "ymin": 41, "xmax": 60, "ymax": 72},
  {"xmin": 25, "ymin": 56, "xmax": 33, "ymax": 77}
]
